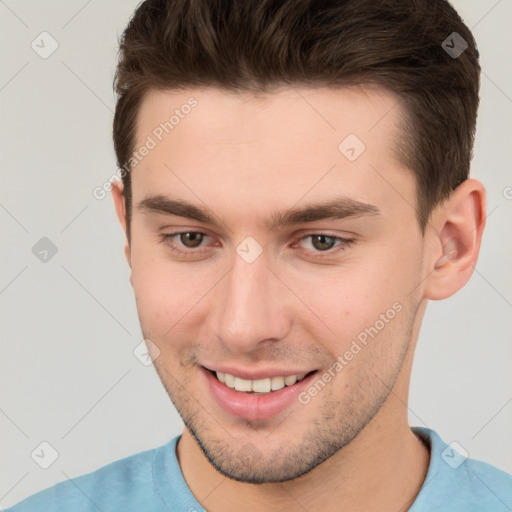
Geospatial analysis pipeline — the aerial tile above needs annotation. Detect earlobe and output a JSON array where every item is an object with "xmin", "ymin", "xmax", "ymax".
[
  {"xmin": 111, "ymin": 180, "xmax": 132, "ymax": 270},
  {"xmin": 423, "ymin": 179, "xmax": 486, "ymax": 300}
]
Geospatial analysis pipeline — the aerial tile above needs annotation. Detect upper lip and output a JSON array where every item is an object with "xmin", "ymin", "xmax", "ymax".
[{"xmin": 201, "ymin": 364, "xmax": 316, "ymax": 380}]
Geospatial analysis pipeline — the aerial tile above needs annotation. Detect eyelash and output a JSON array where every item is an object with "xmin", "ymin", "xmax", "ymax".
[{"xmin": 159, "ymin": 231, "xmax": 354, "ymax": 259}]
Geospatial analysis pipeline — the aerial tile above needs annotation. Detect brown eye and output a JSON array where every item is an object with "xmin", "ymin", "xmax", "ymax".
[
  {"xmin": 179, "ymin": 232, "xmax": 204, "ymax": 248},
  {"xmin": 309, "ymin": 235, "xmax": 338, "ymax": 251},
  {"xmin": 159, "ymin": 231, "xmax": 212, "ymax": 256},
  {"xmin": 295, "ymin": 233, "xmax": 354, "ymax": 259}
]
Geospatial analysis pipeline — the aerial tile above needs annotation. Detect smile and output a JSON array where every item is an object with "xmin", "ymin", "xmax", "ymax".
[
  {"xmin": 215, "ymin": 370, "xmax": 308, "ymax": 394},
  {"xmin": 201, "ymin": 366, "xmax": 319, "ymax": 421}
]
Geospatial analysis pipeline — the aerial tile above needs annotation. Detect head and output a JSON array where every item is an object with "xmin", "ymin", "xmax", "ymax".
[{"xmin": 111, "ymin": 0, "xmax": 485, "ymax": 483}]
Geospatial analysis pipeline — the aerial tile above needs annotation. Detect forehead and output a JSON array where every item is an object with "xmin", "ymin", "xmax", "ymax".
[
  {"xmin": 136, "ymin": 84, "xmax": 403, "ymax": 149},
  {"xmin": 130, "ymin": 85, "xmax": 414, "ymax": 226}
]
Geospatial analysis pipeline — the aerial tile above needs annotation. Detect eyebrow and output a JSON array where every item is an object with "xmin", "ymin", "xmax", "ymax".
[{"xmin": 137, "ymin": 194, "xmax": 381, "ymax": 230}]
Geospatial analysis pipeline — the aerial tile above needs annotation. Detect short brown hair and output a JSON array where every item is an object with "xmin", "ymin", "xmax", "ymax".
[{"xmin": 113, "ymin": 0, "xmax": 480, "ymax": 241}]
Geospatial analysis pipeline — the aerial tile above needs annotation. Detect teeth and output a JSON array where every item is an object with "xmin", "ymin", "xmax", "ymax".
[
  {"xmin": 224, "ymin": 373, "xmax": 235, "ymax": 389},
  {"xmin": 284, "ymin": 375, "xmax": 297, "ymax": 386},
  {"xmin": 271, "ymin": 376, "xmax": 285, "ymax": 391},
  {"xmin": 215, "ymin": 371, "xmax": 309, "ymax": 394},
  {"xmin": 234, "ymin": 377, "xmax": 252, "ymax": 392},
  {"xmin": 252, "ymin": 378, "xmax": 271, "ymax": 393}
]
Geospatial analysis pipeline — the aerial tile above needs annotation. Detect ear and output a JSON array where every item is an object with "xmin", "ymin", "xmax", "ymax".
[
  {"xmin": 111, "ymin": 180, "xmax": 132, "ymax": 271},
  {"xmin": 423, "ymin": 179, "xmax": 486, "ymax": 300}
]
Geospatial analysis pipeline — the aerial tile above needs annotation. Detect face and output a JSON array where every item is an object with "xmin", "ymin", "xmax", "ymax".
[{"xmin": 123, "ymin": 85, "xmax": 427, "ymax": 483}]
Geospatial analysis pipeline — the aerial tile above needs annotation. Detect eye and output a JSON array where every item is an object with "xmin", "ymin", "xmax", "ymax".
[
  {"xmin": 296, "ymin": 234, "xmax": 353, "ymax": 256},
  {"xmin": 159, "ymin": 231, "xmax": 210, "ymax": 253},
  {"xmin": 174, "ymin": 232, "xmax": 205, "ymax": 248}
]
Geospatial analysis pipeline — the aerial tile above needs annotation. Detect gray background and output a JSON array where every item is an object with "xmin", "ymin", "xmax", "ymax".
[{"xmin": 1, "ymin": 0, "xmax": 511, "ymax": 508}]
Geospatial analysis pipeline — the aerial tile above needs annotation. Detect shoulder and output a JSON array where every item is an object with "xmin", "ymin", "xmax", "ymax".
[
  {"xmin": 459, "ymin": 456, "xmax": 512, "ymax": 508},
  {"xmin": 4, "ymin": 439, "xmax": 176, "ymax": 512},
  {"xmin": 411, "ymin": 427, "xmax": 512, "ymax": 511}
]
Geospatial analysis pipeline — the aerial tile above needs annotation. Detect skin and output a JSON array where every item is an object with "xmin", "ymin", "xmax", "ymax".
[{"xmin": 112, "ymin": 84, "xmax": 486, "ymax": 511}]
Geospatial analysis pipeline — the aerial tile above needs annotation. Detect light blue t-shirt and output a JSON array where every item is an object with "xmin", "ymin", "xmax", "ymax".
[{"xmin": 5, "ymin": 427, "xmax": 512, "ymax": 511}]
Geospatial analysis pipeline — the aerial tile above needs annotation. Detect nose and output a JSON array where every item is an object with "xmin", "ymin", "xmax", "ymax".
[{"xmin": 210, "ymin": 247, "xmax": 293, "ymax": 354}]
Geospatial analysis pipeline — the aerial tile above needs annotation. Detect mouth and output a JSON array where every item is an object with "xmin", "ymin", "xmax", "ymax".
[
  {"xmin": 207, "ymin": 368, "xmax": 316, "ymax": 394},
  {"xmin": 200, "ymin": 366, "xmax": 319, "ymax": 421}
]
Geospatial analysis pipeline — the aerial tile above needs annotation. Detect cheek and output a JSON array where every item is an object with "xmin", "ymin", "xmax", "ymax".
[
  {"xmin": 129, "ymin": 242, "xmax": 204, "ymax": 336},
  {"xmin": 295, "ymin": 245, "xmax": 420, "ymax": 349}
]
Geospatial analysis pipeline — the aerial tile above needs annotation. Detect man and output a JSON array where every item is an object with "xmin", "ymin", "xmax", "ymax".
[{"xmin": 7, "ymin": 0, "xmax": 511, "ymax": 510}]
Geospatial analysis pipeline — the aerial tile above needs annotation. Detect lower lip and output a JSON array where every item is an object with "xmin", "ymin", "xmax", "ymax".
[{"xmin": 201, "ymin": 366, "xmax": 318, "ymax": 421}]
